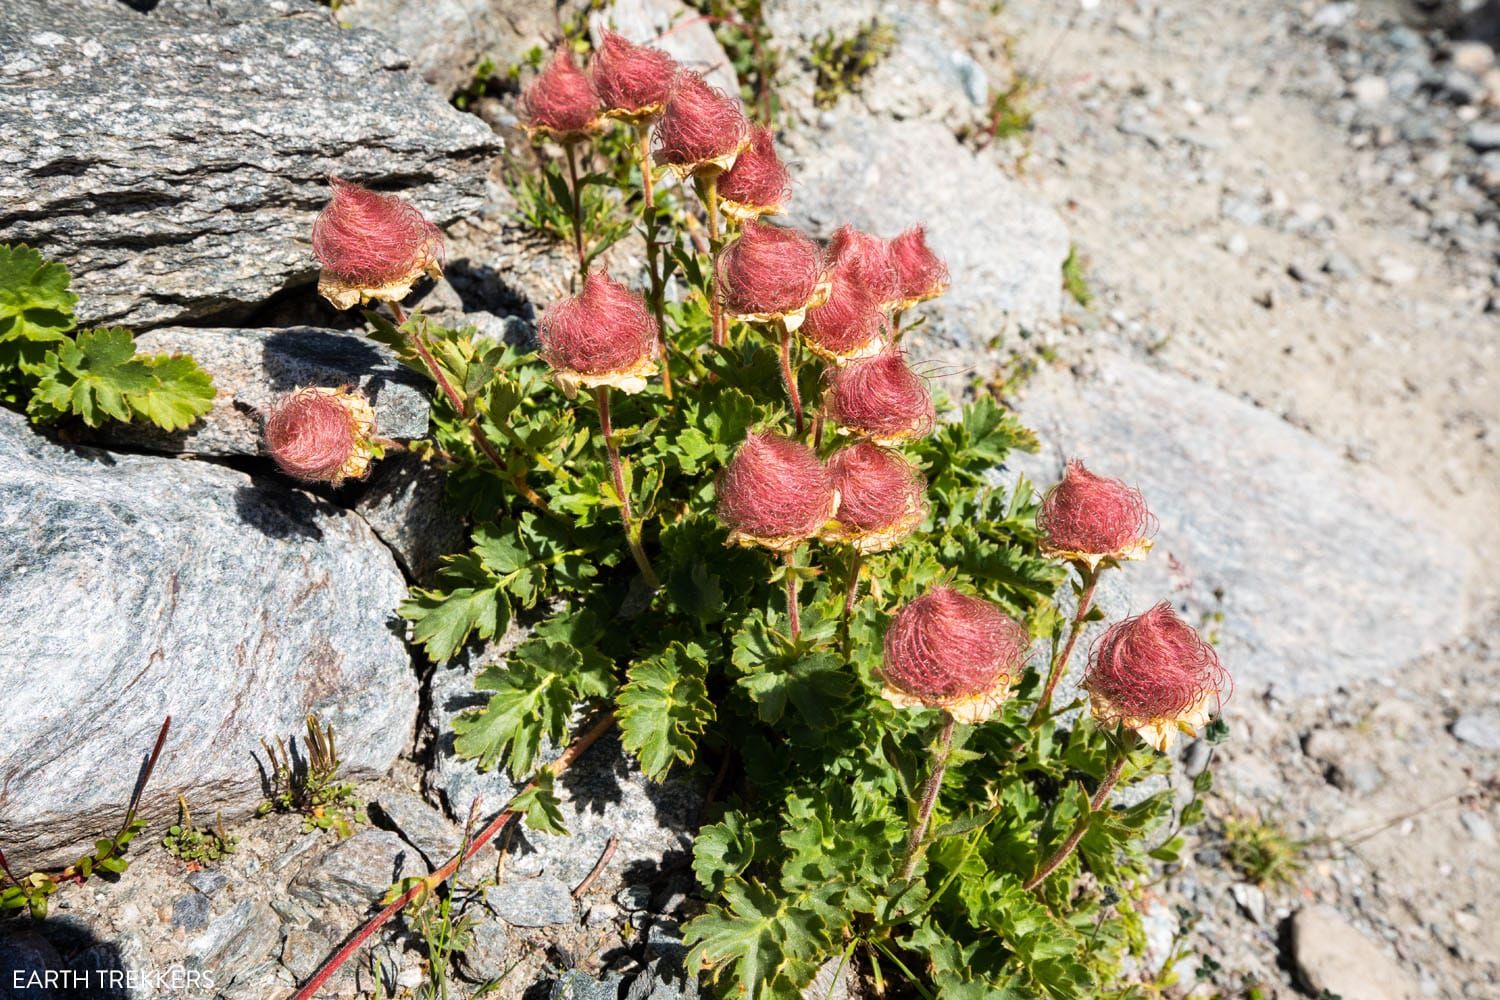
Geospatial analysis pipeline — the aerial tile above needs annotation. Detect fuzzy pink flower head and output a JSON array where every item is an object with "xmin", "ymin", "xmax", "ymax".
[
  {"xmin": 887, "ymin": 226, "xmax": 949, "ymax": 308},
  {"xmin": 881, "ymin": 586, "xmax": 1030, "ymax": 722},
  {"xmin": 653, "ymin": 71, "xmax": 749, "ymax": 176},
  {"xmin": 1037, "ymin": 459, "xmax": 1156, "ymax": 565},
  {"xmin": 716, "ymin": 220, "xmax": 824, "ymax": 323},
  {"xmin": 311, "ymin": 178, "xmax": 444, "ymax": 309},
  {"xmin": 825, "ymin": 345, "xmax": 935, "ymax": 444},
  {"xmin": 717, "ymin": 125, "xmax": 792, "ymax": 221},
  {"xmin": 524, "ymin": 46, "xmax": 601, "ymax": 138},
  {"xmin": 716, "ymin": 432, "xmax": 836, "ymax": 551},
  {"xmin": 590, "ymin": 30, "xmax": 678, "ymax": 121},
  {"xmin": 263, "ymin": 386, "xmax": 378, "ymax": 485},
  {"xmin": 801, "ymin": 246, "xmax": 887, "ymax": 363},
  {"xmin": 825, "ymin": 442, "xmax": 927, "ymax": 553},
  {"xmin": 537, "ymin": 271, "xmax": 659, "ymax": 397},
  {"xmin": 827, "ymin": 224, "xmax": 899, "ymax": 306},
  {"xmin": 1084, "ymin": 602, "xmax": 1231, "ymax": 751}
]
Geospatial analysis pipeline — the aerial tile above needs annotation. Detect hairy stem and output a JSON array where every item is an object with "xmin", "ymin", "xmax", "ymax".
[
  {"xmin": 594, "ymin": 386, "xmax": 661, "ymax": 590},
  {"xmin": 703, "ymin": 174, "xmax": 725, "ymax": 348},
  {"xmin": 777, "ymin": 321, "xmax": 805, "ymax": 435},
  {"xmin": 900, "ymin": 714, "xmax": 957, "ymax": 881},
  {"xmin": 1030, "ymin": 565, "xmax": 1100, "ymax": 726},
  {"xmin": 290, "ymin": 713, "xmax": 617, "ymax": 1000},
  {"xmin": 636, "ymin": 125, "xmax": 671, "ymax": 399},
  {"xmin": 1022, "ymin": 747, "xmax": 1128, "ymax": 892},
  {"xmin": 784, "ymin": 549, "xmax": 802, "ymax": 641},
  {"xmin": 565, "ymin": 140, "xmax": 587, "ymax": 280},
  {"xmin": 843, "ymin": 551, "xmax": 864, "ymax": 620}
]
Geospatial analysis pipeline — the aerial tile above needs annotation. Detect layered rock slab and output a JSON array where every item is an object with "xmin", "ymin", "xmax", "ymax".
[
  {"xmin": 0, "ymin": 411, "xmax": 417, "ymax": 870},
  {"xmin": 0, "ymin": 0, "xmax": 500, "ymax": 328}
]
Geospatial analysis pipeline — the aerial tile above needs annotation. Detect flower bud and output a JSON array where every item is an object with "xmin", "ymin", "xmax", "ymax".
[
  {"xmin": 887, "ymin": 225, "xmax": 949, "ymax": 309},
  {"xmin": 800, "ymin": 241, "xmax": 887, "ymax": 363},
  {"xmin": 1084, "ymin": 602, "xmax": 1230, "ymax": 751},
  {"xmin": 653, "ymin": 71, "xmax": 749, "ymax": 178},
  {"xmin": 880, "ymin": 586, "xmax": 1030, "ymax": 723},
  {"xmin": 311, "ymin": 178, "xmax": 444, "ymax": 310},
  {"xmin": 590, "ymin": 30, "xmax": 677, "ymax": 124},
  {"xmin": 717, "ymin": 125, "xmax": 792, "ymax": 222},
  {"xmin": 716, "ymin": 220, "xmax": 827, "ymax": 330},
  {"xmin": 538, "ymin": 271, "xmax": 659, "ymax": 398},
  {"xmin": 263, "ymin": 386, "xmax": 379, "ymax": 485},
  {"xmin": 1037, "ymin": 459, "xmax": 1155, "ymax": 567},
  {"xmin": 827, "ymin": 224, "xmax": 899, "ymax": 306},
  {"xmin": 523, "ymin": 46, "xmax": 601, "ymax": 139},
  {"xmin": 824, "ymin": 345, "xmax": 935, "ymax": 444},
  {"xmin": 716, "ymin": 432, "xmax": 836, "ymax": 552},
  {"xmin": 824, "ymin": 442, "xmax": 926, "ymax": 554}
]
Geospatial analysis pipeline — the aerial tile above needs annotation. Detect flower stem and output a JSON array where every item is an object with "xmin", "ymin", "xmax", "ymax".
[
  {"xmin": 636, "ymin": 125, "xmax": 671, "ymax": 399},
  {"xmin": 593, "ymin": 386, "xmax": 661, "ymax": 591},
  {"xmin": 565, "ymin": 140, "xmax": 588, "ymax": 280},
  {"xmin": 777, "ymin": 320, "xmax": 804, "ymax": 435},
  {"xmin": 703, "ymin": 174, "xmax": 725, "ymax": 348},
  {"xmin": 843, "ymin": 551, "xmax": 864, "ymax": 620},
  {"xmin": 784, "ymin": 549, "xmax": 801, "ymax": 641},
  {"xmin": 1022, "ymin": 746, "xmax": 1128, "ymax": 892},
  {"xmin": 1030, "ymin": 565, "xmax": 1100, "ymax": 726},
  {"xmin": 900, "ymin": 713, "xmax": 957, "ymax": 881}
]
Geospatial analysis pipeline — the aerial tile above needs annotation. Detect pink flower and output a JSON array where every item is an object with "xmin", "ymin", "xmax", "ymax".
[
  {"xmin": 263, "ymin": 386, "xmax": 378, "ymax": 485},
  {"xmin": 887, "ymin": 226, "xmax": 949, "ymax": 309},
  {"xmin": 590, "ymin": 30, "xmax": 677, "ymax": 122},
  {"xmin": 716, "ymin": 432, "xmax": 836, "ymax": 551},
  {"xmin": 653, "ymin": 71, "xmax": 749, "ymax": 176},
  {"xmin": 824, "ymin": 442, "xmax": 926, "ymax": 553},
  {"xmin": 827, "ymin": 224, "xmax": 898, "ymax": 306},
  {"xmin": 801, "ymin": 237, "xmax": 887, "ymax": 363},
  {"xmin": 716, "ymin": 220, "xmax": 825, "ymax": 325},
  {"xmin": 717, "ymin": 125, "xmax": 792, "ymax": 221},
  {"xmin": 311, "ymin": 177, "xmax": 444, "ymax": 309},
  {"xmin": 1037, "ymin": 459, "xmax": 1156, "ymax": 566},
  {"xmin": 824, "ymin": 345, "xmax": 935, "ymax": 444},
  {"xmin": 524, "ymin": 46, "xmax": 600, "ymax": 138},
  {"xmin": 1084, "ymin": 602, "xmax": 1231, "ymax": 751},
  {"xmin": 537, "ymin": 271, "xmax": 659, "ymax": 397},
  {"xmin": 880, "ymin": 586, "xmax": 1030, "ymax": 722}
]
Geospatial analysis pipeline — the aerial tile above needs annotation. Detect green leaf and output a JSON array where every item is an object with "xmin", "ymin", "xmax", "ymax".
[
  {"xmin": 693, "ymin": 812, "xmax": 762, "ymax": 896},
  {"xmin": 617, "ymin": 641, "xmax": 714, "ymax": 779},
  {"xmin": 736, "ymin": 651, "xmax": 854, "ymax": 730},
  {"xmin": 451, "ymin": 640, "xmax": 581, "ymax": 778},
  {"xmin": 684, "ymin": 878, "xmax": 826, "ymax": 998},
  {"xmin": 513, "ymin": 771, "xmax": 568, "ymax": 836},
  {"xmin": 400, "ymin": 580, "xmax": 510, "ymax": 664},
  {"xmin": 0, "ymin": 244, "xmax": 76, "ymax": 374},
  {"xmin": 30, "ymin": 327, "xmax": 214, "ymax": 430}
]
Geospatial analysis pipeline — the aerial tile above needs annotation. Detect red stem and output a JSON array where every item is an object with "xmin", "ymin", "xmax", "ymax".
[
  {"xmin": 638, "ymin": 125, "xmax": 671, "ymax": 399},
  {"xmin": 594, "ymin": 387, "xmax": 661, "ymax": 590},
  {"xmin": 1030, "ymin": 567, "xmax": 1099, "ymax": 726},
  {"xmin": 565, "ymin": 140, "xmax": 587, "ymax": 279},
  {"xmin": 784, "ymin": 549, "xmax": 801, "ymax": 641},
  {"xmin": 1022, "ymin": 749, "xmax": 1128, "ymax": 892},
  {"xmin": 290, "ymin": 713, "xmax": 617, "ymax": 1000},
  {"xmin": 900, "ymin": 714, "xmax": 957, "ymax": 880},
  {"xmin": 777, "ymin": 322, "xmax": 804, "ymax": 436}
]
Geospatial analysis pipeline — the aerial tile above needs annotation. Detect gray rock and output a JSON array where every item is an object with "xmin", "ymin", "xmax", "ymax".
[
  {"xmin": 784, "ymin": 113, "xmax": 1068, "ymax": 350},
  {"xmin": 1290, "ymin": 905, "xmax": 1422, "ymax": 1000},
  {"xmin": 172, "ymin": 892, "xmax": 212, "ymax": 932},
  {"xmin": 280, "ymin": 925, "xmax": 336, "ymax": 983},
  {"xmin": 595, "ymin": 0, "xmax": 740, "ymax": 102},
  {"xmin": 1464, "ymin": 121, "xmax": 1500, "ymax": 151},
  {"xmin": 1008, "ymin": 354, "xmax": 1471, "ymax": 696},
  {"xmin": 355, "ymin": 452, "xmax": 465, "ymax": 581},
  {"xmin": 0, "ymin": 410, "xmax": 417, "ymax": 870},
  {"xmin": 187, "ymin": 870, "xmax": 230, "ymax": 897},
  {"xmin": 337, "ymin": 0, "xmax": 551, "ymax": 98},
  {"xmin": 0, "ymin": 931, "xmax": 64, "ymax": 1000},
  {"xmin": 372, "ymin": 789, "xmax": 463, "ymax": 869},
  {"xmin": 290, "ymin": 830, "xmax": 418, "ymax": 910},
  {"xmin": 857, "ymin": 11, "xmax": 990, "ymax": 125},
  {"xmin": 1452, "ymin": 709, "xmax": 1500, "ymax": 749},
  {"xmin": 552, "ymin": 970, "xmax": 627, "ymax": 1000},
  {"xmin": 93, "ymin": 327, "xmax": 430, "ymax": 458},
  {"xmin": 0, "ymin": 0, "xmax": 500, "ymax": 328},
  {"xmin": 425, "ymin": 650, "xmax": 700, "ymax": 887},
  {"xmin": 617, "ymin": 884, "xmax": 654, "ymax": 911},
  {"xmin": 803, "ymin": 957, "xmax": 853, "ymax": 1000},
  {"xmin": 484, "ymin": 876, "xmax": 577, "ymax": 928},
  {"xmin": 456, "ymin": 911, "xmax": 511, "ymax": 983},
  {"xmin": 187, "ymin": 900, "xmax": 283, "ymax": 978}
]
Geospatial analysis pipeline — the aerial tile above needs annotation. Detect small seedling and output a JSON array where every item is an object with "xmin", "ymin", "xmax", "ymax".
[
  {"xmin": 808, "ymin": 19, "xmax": 897, "ymax": 108},
  {"xmin": 1062, "ymin": 245, "xmax": 1093, "ymax": 307},
  {"xmin": 163, "ymin": 796, "xmax": 238, "ymax": 865},
  {"xmin": 258, "ymin": 714, "xmax": 362, "ymax": 838},
  {"xmin": 1221, "ymin": 813, "xmax": 1307, "ymax": 887}
]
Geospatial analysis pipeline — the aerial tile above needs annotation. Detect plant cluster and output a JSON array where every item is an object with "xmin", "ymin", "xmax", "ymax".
[
  {"xmin": 258, "ymin": 715, "xmax": 363, "ymax": 838},
  {"xmin": 0, "ymin": 244, "xmax": 214, "ymax": 430},
  {"xmin": 270, "ymin": 27, "xmax": 1237, "ymax": 997},
  {"xmin": 162, "ymin": 796, "xmax": 239, "ymax": 866},
  {"xmin": 808, "ymin": 18, "xmax": 898, "ymax": 109}
]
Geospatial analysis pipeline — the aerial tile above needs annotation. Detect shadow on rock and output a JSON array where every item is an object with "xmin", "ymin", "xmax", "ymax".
[
  {"xmin": 231, "ymin": 484, "xmax": 326, "ymax": 542},
  {"xmin": 0, "ymin": 918, "xmax": 131, "ymax": 1000}
]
